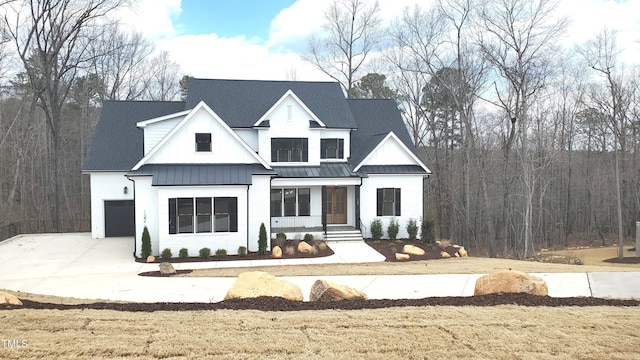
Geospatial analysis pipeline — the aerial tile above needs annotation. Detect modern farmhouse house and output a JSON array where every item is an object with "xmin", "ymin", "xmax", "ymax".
[{"xmin": 82, "ymin": 79, "xmax": 430, "ymax": 257}]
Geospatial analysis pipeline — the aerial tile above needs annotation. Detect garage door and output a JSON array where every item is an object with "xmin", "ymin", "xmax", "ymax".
[{"xmin": 104, "ymin": 200, "xmax": 135, "ymax": 237}]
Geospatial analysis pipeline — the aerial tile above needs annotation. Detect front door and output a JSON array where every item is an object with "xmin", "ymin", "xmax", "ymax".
[{"xmin": 326, "ymin": 186, "xmax": 347, "ymax": 224}]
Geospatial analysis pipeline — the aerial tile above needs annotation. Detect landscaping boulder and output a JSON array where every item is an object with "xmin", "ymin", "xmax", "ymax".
[
  {"xmin": 159, "ymin": 262, "xmax": 176, "ymax": 275},
  {"xmin": 146, "ymin": 255, "xmax": 155, "ymax": 263},
  {"xmin": 441, "ymin": 251, "xmax": 451, "ymax": 258},
  {"xmin": 297, "ymin": 241, "xmax": 314, "ymax": 254},
  {"xmin": 474, "ymin": 270, "xmax": 548, "ymax": 296},
  {"xmin": 272, "ymin": 246, "xmax": 282, "ymax": 258},
  {"xmin": 458, "ymin": 248, "xmax": 468, "ymax": 257},
  {"xmin": 395, "ymin": 253, "xmax": 410, "ymax": 261},
  {"xmin": 224, "ymin": 271, "xmax": 303, "ymax": 301},
  {"xmin": 402, "ymin": 244, "xmax": 425, "ymax": 256},
  {"xmin": 310, "ymin": 279, "xmax": 368, "ymax": 302},
  {"xmin": 0, "ymin": 291, "xmax": 22, "ymax": 306}
]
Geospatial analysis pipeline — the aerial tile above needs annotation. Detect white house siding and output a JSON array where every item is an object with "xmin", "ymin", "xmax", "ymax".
[
  {"xmin": 146, "ymin": 107, "xmax": 259, "ymax": 165},
  {"xmin": 142, "ymin": 117, "xmax": 183, "ymax": 155},
  {"xmin": 131, "ymin": 176, "xmax": 159, "ymax": 256},
  {"xmin": 258, "ymin": 95, "xmax": 322, "ymax": 166},
  {"xmin": 247, "ymin": 175, "xmax": 271, "ymax": 252},
  {"xmin": 155, "ymin": 185, "xmax": 249, "ymax": 256},
  {"xmin": 234, "ymin": 129, "xmax": 259, "ymax": 152},
  {"xmin": 89, "ymin": 172, "xmax": 134, "ymax": 238},
  {"xmin": 360, "ymin": 174, "xmax": 424, "ymax": 239},
  {"xmin": 360, "ymin": 136, "xmax": 417, "ymax": 167}
]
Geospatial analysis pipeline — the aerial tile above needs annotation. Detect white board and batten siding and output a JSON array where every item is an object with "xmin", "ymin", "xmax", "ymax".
[{"xmin": 141, "ymin": 116, "xmax": 184, "ymax": 155}]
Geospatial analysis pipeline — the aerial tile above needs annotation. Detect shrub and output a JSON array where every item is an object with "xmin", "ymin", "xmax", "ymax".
[
  {"xmin": 406, "ymin": 219, "xmax": 418, "ymax": 241},
  {"xmin": 276, "ymin": 232, "xmax": 287, "ymax": 241},
  {"xmin": 272, "ymin": 236, "xmax": 285, "ymax": 249},
  {"xmin": 215, "ymin": 248, "xmax": 227, "ymax": 258},
  {"xmin": 370, "ymin": 219, "xmax": 383, "ymax": 240},
  {"xmin": 178, "ymin": 248, "xmax": 189, "ymax": 258},
  {"xmin": 258, "ymin": 223, "xmax": 268, "ymax": 255},
  {"xmin": 141, "ymin": 226, "xmax": 152, "ymax": 258},
  {"xmin": 237, "ymin": 246, "xmax": 247, "ymax": 257},
  {"xmin": 284, "ymin": 245, "xmax": 296, "ymax": 256},
  {"xmin": 199, "ymin": 247, "xmax": 211, "ymax": 259},
  {"xmin": 160, "ymin": 248, "xmax": 172, "ymax": 260},
  {"xmin": 387, "ymin": 218, "xmax": 399, "ymax": 240},
  {"xmin": 421, "ymin": 217, "xmax": 436, "ymax": 244},
  {"xmin": 303, "ymin": 233, "xmax": 314, "ymax": 244}
]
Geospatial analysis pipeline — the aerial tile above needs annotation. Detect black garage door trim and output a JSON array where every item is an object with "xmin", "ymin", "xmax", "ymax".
[{"xmin": 104, "ymin": 200, "xmax": 135, "ymax": 237}]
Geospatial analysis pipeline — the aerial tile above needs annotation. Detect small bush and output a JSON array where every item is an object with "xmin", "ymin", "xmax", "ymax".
[
  {"xmin": 303, "ymin": 233, "xmax": 314, "ymax": 244},
  {"xmin": 406, "ymin": 219, "xmax": 418, "ymax": 241},
  {"xmin": 160, "ymin": 248, "xmax": 172, "ymax": 260},
  {"xmin": 141, "ymin": 226, "xmax": 152, "ymax": 258},
  {"xmin": 276, "ymin": 232, "xmax": 287, "ymax": 241},
  {"xmin": 215, "ymin": 248, "xmax": 227, "ymax": 258},
  {"xmin": 199, "ymin": 247, "xmax": 211, "ymax": 259},
  {"xmin": 315, "ymin": 241, "xmax": 329, "ymax": 251},
  {"xmin": 284, "ymin": 246, "xmax": 296, "ymax": 256},
  {"xmin": 387, "ymin": 218, "xmax": 399, "ymax": 240},
  {"xmin": 258, "ymin": 223, "xmax": 268, "ymax": 255},
  {"xmin": 272, "ymin": 237, "xmax": 285, "ymax": 249},
  {"xmin": 421, "ymin": 217, "xmax": 435, "ymax": 244},
  {"xmin": 178, "ymin": 248, "xmax": 189, "ymax": 258},
  {"xmin": 370, "ymin": 219, "xmax": 383, "ymax": 240},
  {"xmin": 237, "ymin": 246, "xmax": 247, "ymax": 257}
]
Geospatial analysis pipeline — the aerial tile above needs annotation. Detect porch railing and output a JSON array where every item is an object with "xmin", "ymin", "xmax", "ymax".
[
  {"xmin": 359, "ymin": 218, "xmax": 368, "ymax": 239},
  {"xmin": 271, "ymin": 215, "xmax": 322, "ymax": 234}
]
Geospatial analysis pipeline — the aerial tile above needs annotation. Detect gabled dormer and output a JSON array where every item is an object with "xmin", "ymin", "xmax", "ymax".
[{"xmin": 255, "ymin": 90, "xmax": 351, "ymax": 167}]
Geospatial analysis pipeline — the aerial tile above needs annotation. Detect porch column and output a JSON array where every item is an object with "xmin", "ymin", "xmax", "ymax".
[
  {"xmin": 321, "ymin": 185, "xmax": 327, "ymax": 234},
  {"xmin": 355, "ymin": 185, "xmax": 361, "ymax": 230}
]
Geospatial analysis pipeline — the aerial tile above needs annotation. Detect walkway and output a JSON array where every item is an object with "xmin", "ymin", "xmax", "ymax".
[{"xmin": 0, "ymin": 234, "xmax": 639, "ymax": 302}]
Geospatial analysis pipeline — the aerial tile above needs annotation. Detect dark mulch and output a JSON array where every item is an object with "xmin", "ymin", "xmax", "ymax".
[
  {"xmin": 138, "ymin": 269, "xmax": 193, "ymax": 277},
  {"xmin": 365, "ymin": 239, "xmax": 460, "ymax": 261},
  {"xmin": 3, "ymin": 294, "xmax": 639, "ymax": 312},
  {"xmin": 603, "ymin": 257, "xmax": 640, "ymax": 264},
  {"xmin": 136, "ymin": 240, "xmax": 334, "ymax": 264}
]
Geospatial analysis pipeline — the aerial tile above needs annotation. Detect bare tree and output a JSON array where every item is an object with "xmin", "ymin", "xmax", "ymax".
[
  {"xmin": 578, "ymin": 28, "xmax": 629, "ymax": 258},
  {"xmin": 2, "ymin": 0, "xmax": 124, "ymax": 231},
  {"xmin": 143, "ymin": 51, "xmax": 181, "ymax": 101},
  {"xmin": 476, "ymin": 0, "xmax": 568, "ymax": 258},
  {"xmin": 302, "ymin": 0, "xmax": 381, "ymax": 95}
]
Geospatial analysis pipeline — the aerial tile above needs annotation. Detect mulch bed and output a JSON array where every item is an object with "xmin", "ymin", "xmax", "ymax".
[
  {"xmin": 136, "ymin": 240, "xmax": 334, "ymax": 264},
  {"xmin": 603, "ymin": 257, "xmax": 640, "ymax": 264},
  {"xmin": 365, "ymin": 239, "xmax": 461, "ymax": 261},
  {"xmin": 3, "ymin": 294, "xmax": 639, "ymax": 312}
]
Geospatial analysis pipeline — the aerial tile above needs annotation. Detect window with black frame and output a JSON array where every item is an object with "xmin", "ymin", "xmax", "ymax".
[{"xmin": 271, "ymin": 138, "xmax": 308, "ymax": 162}]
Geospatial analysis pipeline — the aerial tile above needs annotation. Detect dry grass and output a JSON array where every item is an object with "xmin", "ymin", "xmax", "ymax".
[
  {"xmin": 180, "ymin": 255, "xmax": 640, "ymax": 278},
  {"xmin": 2, "ymin": 306, "xmax": 639, "ymax": 359}
]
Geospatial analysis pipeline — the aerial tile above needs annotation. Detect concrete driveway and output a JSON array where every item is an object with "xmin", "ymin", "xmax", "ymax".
[{"xmin": 0, "ymin": 233, "xmax": 639, "ymax": 302}]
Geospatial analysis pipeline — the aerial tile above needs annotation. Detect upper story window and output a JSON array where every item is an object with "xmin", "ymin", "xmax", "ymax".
[
  {"xmin": 271, "ymin": 138, "xmax": 308, "ymax": 162},
  {"xmin": 195, "ymin": 133, "xmax": 211, "ymax": 152},
  {"xmin": 321, "ymin": 138, "xmax": 344, "ymax": 159}
]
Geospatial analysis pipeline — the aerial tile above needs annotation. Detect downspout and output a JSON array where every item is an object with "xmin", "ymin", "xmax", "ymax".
[
  {"xmin": 126, "ymin": 175, "xmax": 137, "ymax": 259},
  {"xmin": 246, "ymin": 184, "xmax": 250, "ymax": 251}
]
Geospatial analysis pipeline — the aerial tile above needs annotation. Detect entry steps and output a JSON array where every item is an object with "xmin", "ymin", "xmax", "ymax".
[{"xmin": 325, "ymin": 228, "xmax": 364, "ymax": 241}]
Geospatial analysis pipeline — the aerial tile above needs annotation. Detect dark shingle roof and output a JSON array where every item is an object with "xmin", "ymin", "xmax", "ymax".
[
  {"xmin": 185, "ymin": 78, "xmax": 357, "ymax": 128},
  {"xmin": 347, "ymin": 99, "xmax": 418, "ymax": 167},
  {"xmin": 82, "ymin": 100, "xmax": 186, "ymax": 171},
  {"xmin": 128, "ymin": 164, "xmax": 275, "ymax": 185}
]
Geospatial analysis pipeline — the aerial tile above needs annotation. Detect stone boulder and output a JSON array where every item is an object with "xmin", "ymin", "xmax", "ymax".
[
  {"xmin": 297, "ymin": 241, "xmax": 314, "ymax": 254},
  {"xmin": 224, "ymin": 271, "xmax": 303, "ymax": 301},
  {"xmin": 272, "ymin": 246, "xmax": 282, "ymax": 258},
  {"xmin": 0, "ymin": 291, "xmax": 22, "ymax": 306},
  {"xmin": 395, "ymin": 253, "xmax": 410, "ymax": 261},
  {"xmin": 458, "ymin": 248, "xmax": 468, "ymax": 257},
  {"xmin": 474, "ymin": 270, "xmax": 548, "ymax": 296},
  {"xmin": 402, "ymin": 244, "xmax": 425, "ymax": 256},
  {"xmin": 146, "ymin": 255, "xmax": 155, "ymax": 263},
  {"xmin": 441, "ymin": 251, "xmax": 451, "ymax": 258},
  {"xmin": 159, "ymin": 262, "xmax": 176, "ymax": 275},
  {"xmin": 310, "ymin": 279, "xmax": 368, "ymax": 302}
]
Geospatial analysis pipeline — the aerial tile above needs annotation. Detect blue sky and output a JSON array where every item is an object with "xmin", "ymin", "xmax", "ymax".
[{"xmin": 176, "ymin": 0, "xmax": 297, "ymax": 41}]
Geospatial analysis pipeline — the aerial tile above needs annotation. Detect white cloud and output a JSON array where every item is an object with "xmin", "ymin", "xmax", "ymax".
[{"xmin": 118, "ymin": 0, "xmax": 640, "ymax": 82}]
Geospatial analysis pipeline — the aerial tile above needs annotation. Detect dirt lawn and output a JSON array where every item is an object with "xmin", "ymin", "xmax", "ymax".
[{"xmin": 2, "ymin": 248, "xmax": 640, "ymax": 359}]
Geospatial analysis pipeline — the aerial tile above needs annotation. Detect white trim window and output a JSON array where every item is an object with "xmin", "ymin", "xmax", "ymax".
[{"xmin": 270, "ymin": 188, "xmax": 310, "ymax": 217}]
